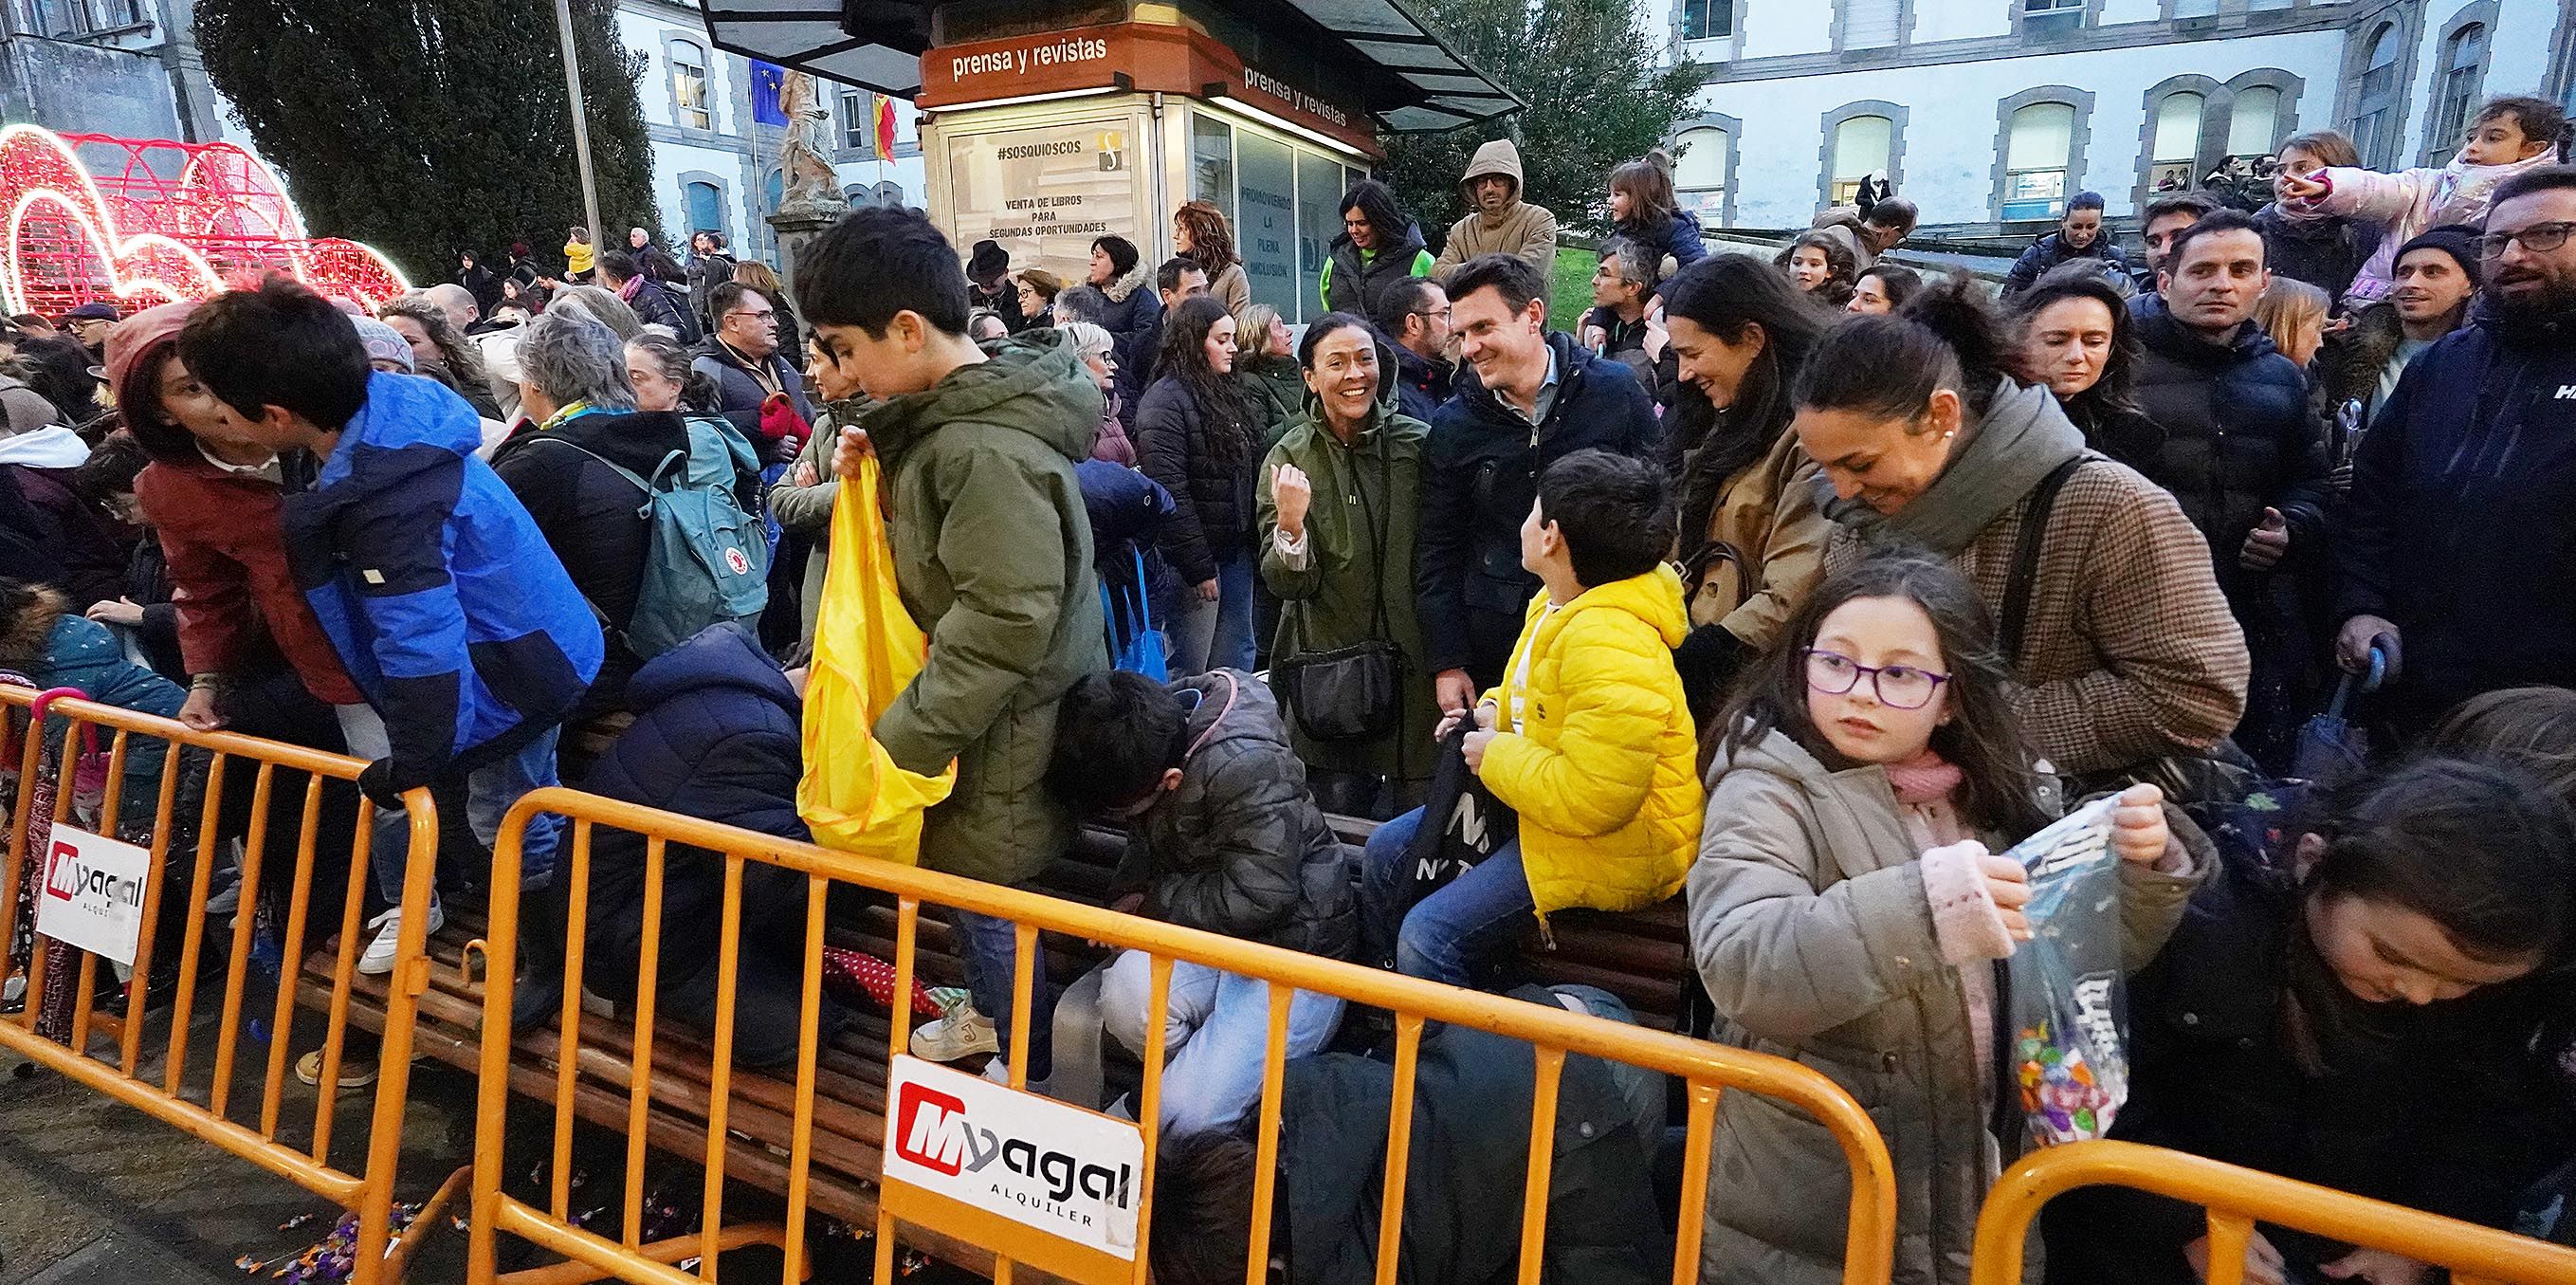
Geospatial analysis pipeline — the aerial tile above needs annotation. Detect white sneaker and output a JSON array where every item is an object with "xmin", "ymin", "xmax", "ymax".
[
  {"xmin": 908, "ymin": 1003, "xmax": 999, "ymax": 1061},
  {"xmin": 357, "ymin": 900, "xmax": 443, "ymax": 976}
]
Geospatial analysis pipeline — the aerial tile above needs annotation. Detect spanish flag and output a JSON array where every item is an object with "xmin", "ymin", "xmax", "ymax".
[{"xmin": 872, "ymin": 95, "xmax": 897, "ymax": 161}]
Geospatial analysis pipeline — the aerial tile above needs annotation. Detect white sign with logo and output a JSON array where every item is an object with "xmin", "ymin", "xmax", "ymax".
[
  {"xmin": 883, "ymin": 1054, "xmax": 1144, "ymax": 1257},
  {"xmin": 36, "ymin": 827, "xmax": 151, "ymax": 965}
]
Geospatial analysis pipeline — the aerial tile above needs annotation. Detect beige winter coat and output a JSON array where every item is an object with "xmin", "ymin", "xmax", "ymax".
[
  {"xmin": 1689, "ymin": 728, "xmax": 2210, "ymax": 1285},
  {"xmin": 1429, "ymin": 139, "xmax": 1560, "ymax": 286}
]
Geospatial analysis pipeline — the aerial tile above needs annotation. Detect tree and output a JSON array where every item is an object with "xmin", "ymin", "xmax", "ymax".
[
  {"xmin": 197, "ymin": 0, "xmax": 660, "ymax": 287},
  {"xmin": 1380, "ymin": 0, "xmax": 1700, "ymax": 245}
]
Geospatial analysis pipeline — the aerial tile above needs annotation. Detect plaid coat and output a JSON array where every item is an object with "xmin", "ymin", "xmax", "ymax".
[{"xmin": 1827, "ymin": 454, "xmax": 2248, "ymax": 775}]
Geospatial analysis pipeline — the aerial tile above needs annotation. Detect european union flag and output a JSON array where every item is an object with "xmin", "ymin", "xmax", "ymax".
[{"xmin": 750, "ymin": 60, "xmax": 788, "ymax": 126}]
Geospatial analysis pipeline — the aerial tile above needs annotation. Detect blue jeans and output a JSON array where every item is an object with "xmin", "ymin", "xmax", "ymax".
[
  {"xmin": 1098, "ymin": 952, "xmax": 1344, "ymax": 1134},
  {"xmin": 336, "ymin": 705, "xmax": 567, "ymax": 902},
  {"xmin": 954, "ymin": 906, "xmax": 1052, "ymax": 1078},
  {"xmin": 1360, "ymin": 806, "xmax": 1533, "ymax": 988},
  {"xmin": 1169, "ymin": 549, "xmax": 1256, "ymax": 675}
]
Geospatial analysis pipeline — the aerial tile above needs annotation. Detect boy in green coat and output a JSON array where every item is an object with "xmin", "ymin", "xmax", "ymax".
[{"xmin": 804, "ymin": 208, "xmax": 1107, "ymax": 1077}]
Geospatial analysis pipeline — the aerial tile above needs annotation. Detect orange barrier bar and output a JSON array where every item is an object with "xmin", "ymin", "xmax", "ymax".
[
  {"xmin": 464, "ymin": 786, "xmax": 1900, "ymax": 1285},
  {"xmin": 0, "ymin": 688, "xmax": 439, "ymax": 1285},
  {"xmin": 1970, "ymin": 1140, "xmax": 2576, "ymax": 1285}
]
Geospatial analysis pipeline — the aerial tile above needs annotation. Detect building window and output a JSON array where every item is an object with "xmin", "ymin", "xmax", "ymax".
[
  {"xmin": 1831, "ymin": 116, "xmax": 1892, "ymax": 204},
  {"xmin": 2170, "ymin": 0, "xmax": 2218, "ymax": 16},
  {"xmin": 1674, "ymin": 123, "xmax": 1732, "ymax": 224},
  {"xmin": 2350, "ymin": 23, "xmax": 2402, "ymax": 170},
  {"xmin": 684, "ymin": 181, "xmax": 723, "ymax": 241},
  {"xmin": 2426, "ymin": 23, "xmax": 2489, "ymax": 164},
  {"xmin": 2226, "ymin": 84, "xmax": 2281, "ymax": 161},
  {"xmin": 2021, "ymin": 0, "xmax": 2085, "ymax": 35},
  {"xmin": 2149, "ymin": 92, "xmax": 2204, "ymax": 193},
  {"xmin": 1842, "ymin": 0, "xmax": 1901, "ymax": 49},
  {"xmin": 1680, "ymin": 0, "xmax": 1731, "ymax": 40},
  {"xmin": 840, "ymin": 91, "xmax": 868, "ymax": 151},
  {"xmin": 2003, "ymin": 101, "xmax": 2076, "ymax": 220},
  {"xmin": 670, "ymin": 40, "xmax": 712, "ymax": 131}
]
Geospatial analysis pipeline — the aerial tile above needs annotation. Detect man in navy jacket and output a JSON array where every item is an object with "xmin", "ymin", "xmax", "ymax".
[
  {"xmin": 2335, "ymin": 166, "xmax": 2576, "ymax": 733},
  {"xmin": 179, "ymin": 277, "xmax": 602, "ymax": 1008},
  {"xmin": 1416, "ymin": 254, "xmax": 1659, "ymax": 708}
]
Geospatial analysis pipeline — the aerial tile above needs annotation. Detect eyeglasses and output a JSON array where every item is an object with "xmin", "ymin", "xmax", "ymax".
[
  {"xmin": 2479, "ymin": 220, "xmax": 2576, "ymax": 259},
  {"xmin": 725, "ymin": 308, "xmax": 776, "ymax": 322},
  {"xmin": 1410, "ymin": 306, "xmax": 1452, "ymax": 321},
  {"xmin": 1802, "ymin": 648, "xmax": 1950, "ymax": 710}
]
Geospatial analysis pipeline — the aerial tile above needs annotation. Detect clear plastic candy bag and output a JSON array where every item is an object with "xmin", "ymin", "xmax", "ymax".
[{"xmin": 2003, "ymin": 795, "xmax": 2128, "ymax": 1147}]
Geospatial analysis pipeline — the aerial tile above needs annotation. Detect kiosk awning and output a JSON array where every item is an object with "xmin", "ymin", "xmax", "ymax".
[{"xmin": 695, "ymin": 0, "xmax": 1520, "ymax": 133}]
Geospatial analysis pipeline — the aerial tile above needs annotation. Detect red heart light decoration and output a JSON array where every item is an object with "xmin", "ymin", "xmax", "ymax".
[{"xmin": 0, "ymin": 124, "xmax": 409, "ymax": 319}]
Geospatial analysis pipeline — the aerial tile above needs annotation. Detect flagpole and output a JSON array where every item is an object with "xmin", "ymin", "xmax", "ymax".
[{"xmin": 553, "ymin": 0, "xmax": 602, "ymax": 249}]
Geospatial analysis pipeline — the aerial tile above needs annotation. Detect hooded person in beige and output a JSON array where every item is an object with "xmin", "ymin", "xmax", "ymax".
[{"xmin": 1430, "ymin": 139, "xmax": 1560, "ymax": 285}]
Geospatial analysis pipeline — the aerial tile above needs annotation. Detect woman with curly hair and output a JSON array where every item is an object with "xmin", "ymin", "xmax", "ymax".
[
  {"xmin": 1775, "ymin": 229, "xmax": 1858, "ymax": 309},
  {"xmin": 1174, "ymin": 199, "xmax": 1251, "ymax": 317},
  {"xmin": 378, "ymin": 294, "xmax": 501, "ymax": 419}
]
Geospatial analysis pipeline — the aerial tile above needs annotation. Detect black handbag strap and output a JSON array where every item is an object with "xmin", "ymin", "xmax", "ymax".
[
  {"xmin": 1350, "ymin": 431, "xmax": 1396, "ymax": 648},
  {"xmin": 1998, "ymin": 456, "xmax": 2085, "ymax": 663}
]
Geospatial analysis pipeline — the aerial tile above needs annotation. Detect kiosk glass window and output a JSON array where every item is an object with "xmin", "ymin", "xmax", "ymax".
[
  {"xmin": 1235, "ymin": 129, "xmax": 1298, "ymax": 317},
  {"xmin": 2003, "ymin": 101, "xmax": 2075, "ymax": 220},
  {"xmin": 1191, "ymin": 115, "xmax": 1236, "ymax": 226},
  {"xmin": 1296, "ymin": 150, "xmax": 1344, "ymax": 321}
]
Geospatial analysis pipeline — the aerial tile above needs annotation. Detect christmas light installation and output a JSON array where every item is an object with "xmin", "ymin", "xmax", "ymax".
[{"xmin": 0, "ymin": 124, "xmax": 410, "ymax": 319}]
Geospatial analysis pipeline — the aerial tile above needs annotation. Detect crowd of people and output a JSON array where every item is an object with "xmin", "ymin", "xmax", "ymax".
[{"xmin": 4, "ymin": 90, "xmax": 2576, "ymax": 1285}]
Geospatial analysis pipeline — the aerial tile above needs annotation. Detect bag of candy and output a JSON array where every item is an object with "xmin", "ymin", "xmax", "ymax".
[{"xmin": 2002, "ymin": 795, "xmax": 2128, "ymax": 1147}]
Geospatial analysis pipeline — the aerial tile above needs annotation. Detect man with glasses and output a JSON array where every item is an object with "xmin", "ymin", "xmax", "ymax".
[
  {"xmin": 2334, "ymin": 165, "xmax": 2576, "ymax": 733},
  {"xmin": 691, "ymin": 279, "xmax": 812, "ymax": 460},
  {"xmin": 1369, "ymin": 276, "xmax": 1455, "ymax": 421}
]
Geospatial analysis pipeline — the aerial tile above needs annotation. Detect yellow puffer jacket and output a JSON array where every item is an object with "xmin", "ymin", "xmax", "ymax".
[{"xmin": 1479, "ymin": 564, "xmax": 1703, "ymax": 921}]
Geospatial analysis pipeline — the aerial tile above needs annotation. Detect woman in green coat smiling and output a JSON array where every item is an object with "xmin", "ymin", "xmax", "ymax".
[{"xmin": 1257, "ymin": 312, "xmax": 1434, "ymax": 817}]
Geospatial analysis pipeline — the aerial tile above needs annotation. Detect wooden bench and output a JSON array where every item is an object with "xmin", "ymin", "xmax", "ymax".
[{"xmin": 299, "ymin": 810, "xmax": 1697, "ymax": 1276}]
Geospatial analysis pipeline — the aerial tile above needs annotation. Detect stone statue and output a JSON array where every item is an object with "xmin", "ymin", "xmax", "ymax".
[{"xmin": 776, "ymin": 69, "xmax": 847, "ymax": 213}]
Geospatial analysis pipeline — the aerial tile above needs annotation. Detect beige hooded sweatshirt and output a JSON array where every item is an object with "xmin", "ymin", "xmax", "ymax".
[{"xmin": 1429, "ymin": 139, "xmax": 1559, "ymax": 286}]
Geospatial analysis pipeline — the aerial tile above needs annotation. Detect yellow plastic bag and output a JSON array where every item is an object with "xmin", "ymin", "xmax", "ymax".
[{"xmin": 798, "ymin": 452, "xmax": 955, "ymax": 861}]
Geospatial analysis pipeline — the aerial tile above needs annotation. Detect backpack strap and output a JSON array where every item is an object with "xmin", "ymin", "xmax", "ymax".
[{"xmin": 1998, "ymin": 456, "xmax": 2086, "ymax": 664}]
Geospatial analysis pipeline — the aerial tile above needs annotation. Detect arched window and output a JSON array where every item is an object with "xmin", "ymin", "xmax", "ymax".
[
  {"xmin": 2150, "ymin": 92, "xmax": 2204, "ymax": 192},
  {"xmin": 2428, "ymin": 24, "xmax": 2490, "ymax": 163},
  {"xmin": 2003, "ymin": 101, "xmax": 2076, "ymax": 220},
  {"xmin": 684, "ymin": 181, "xmax": 722, "ymax": 240},
  {"xmin": 670, "ymin": 40, "xmax": 711, "ymax": 131},
  {"xmin": 1831, "ymin": 115, "xmax": 1892, "ymax": 205},
  {"xmin": 2351, "ymin": 24, "xmax": 2402, "ymax": 169},
  {"xmin": 2227, "ymin": 85, "xmax": 2282, "ymax": 159},
  {"xmin": 1674, "ymin": 123, "xmax": 1731, "ymax": 222}
]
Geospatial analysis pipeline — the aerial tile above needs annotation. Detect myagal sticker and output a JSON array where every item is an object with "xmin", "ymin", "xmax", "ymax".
[
  {"xmin": 884, "ymin": 1054, "xmax": 1144, "ymax": 1257},
  {"xmin": 36, "ymin": 828, "xmax": 152, "ymax": 966}
]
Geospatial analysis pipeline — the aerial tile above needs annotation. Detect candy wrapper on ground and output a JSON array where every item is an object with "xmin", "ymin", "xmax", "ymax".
[{"xmin": 2002, "ymin": 795, "xmax": 2128, "ymax": 1147}]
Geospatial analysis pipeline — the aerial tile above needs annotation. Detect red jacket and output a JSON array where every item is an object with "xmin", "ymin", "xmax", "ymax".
[{"xmin": 134, "ymin": 454, "xmax": 362, "ymax": 707}]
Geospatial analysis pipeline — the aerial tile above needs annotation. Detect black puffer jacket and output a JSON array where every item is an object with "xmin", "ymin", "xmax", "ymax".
[
  {"xmin": 2253, "ymin": 201, "xmax": 2374, "ymax": 302},
  {"xmin": 1389, "ymin": 340, "xmax": 1453, "ymax": 423},
  {"xmin": 1321, "ymin": 222, "xmax": 1430, "ymax": 320},
  {"xmin": 579, "ymin": 622, "xmax": 832, "ymax": 1066},
  {"xmin": 2002, "ymin": 230, "xmax": 2130, "ymax": 296},
  {"xmin": 2041, "ymin": 825, "xmax": 2575, "ymax": 1283},
  {"xmin": 489, "ymin": 408, "xmax": 765, "ymax": 713},
  {"xmin": 1419, "ymin": 330, "xmax": 1659, "ymax": 681},
  {"xmin": 1135, "ymin": 373, "xmax": 1258, "ymax": 585},
  {"xmin": 1111, "ymin": 669, "xmax": 1355, "ymax": 960},
  {"xmin": 1095, "ymin": 263, "xmax": 1162, "ymax": 416},
  {"xmin": 2128, "ymin": 293, "xmax": 2329, "ymax": 603}
]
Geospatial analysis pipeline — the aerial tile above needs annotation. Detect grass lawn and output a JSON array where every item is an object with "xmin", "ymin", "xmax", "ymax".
[{"xmin": 1548, "ymin": 247, "xmax": 1595, "ymax": 331}]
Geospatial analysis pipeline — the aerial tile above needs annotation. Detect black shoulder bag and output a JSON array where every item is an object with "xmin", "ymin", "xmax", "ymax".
[{"xmin": 1273, "ymin": 441, "xmax": 1406, "ymax": 744}]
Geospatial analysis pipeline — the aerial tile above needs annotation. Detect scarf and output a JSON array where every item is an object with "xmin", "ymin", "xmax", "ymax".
[
  {"xmin": 1819, "ymin": 378, "xmax": 2088, "ymax": 556},
  {"xmin": 616, "ymin": 274, "xmax": 641, "ymax": 303},
  {"xmin": 1884, "ymin": 747, "xmax": 1964, "ymax": 806}
]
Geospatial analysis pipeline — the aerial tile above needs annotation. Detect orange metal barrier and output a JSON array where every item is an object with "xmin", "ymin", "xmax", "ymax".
[
  {"xmin": 1971, "ymin": 1140, "xmax": 2576, "ymax": 1285},
  {"xmin": 463, "ymin": 786, "xmax": 1899, "ymax": 1285},
  {"xmin": 0, "ymin": 686, "xmax": 442, "ymax": 1285}
]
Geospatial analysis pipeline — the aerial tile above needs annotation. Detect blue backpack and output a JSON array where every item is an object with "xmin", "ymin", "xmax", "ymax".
[{"xmin": 541, "ymin": 416, "xmax": 770, "ymax": 658}]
